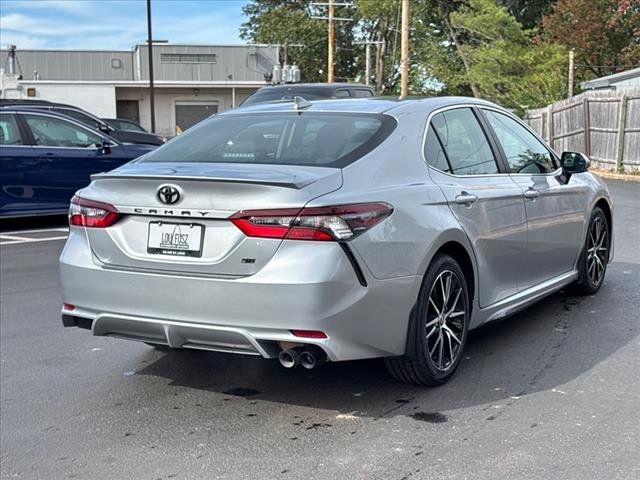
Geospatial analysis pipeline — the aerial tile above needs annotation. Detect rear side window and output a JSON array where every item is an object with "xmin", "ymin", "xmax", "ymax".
[
  {"xmin": 140, "ymin": 112, "xmax": 397, "ymax": 168},
  {"xmin": 0, "ymin": 114, "xmax": 23, "ymax": 145},
  {"xmin": 482, "ymin": 109, "xmax": 557, "ymax": 173},
  {"xmin": 352, "ymin": 89, "xmax": 374, "ymax": 98},
  {"xmin": 423, "ymin": 127, "xmax": 450, "ymax": 173},
  {"xmin": 428, "ymin": 108, "xmax": 499, "ymax": 175}
]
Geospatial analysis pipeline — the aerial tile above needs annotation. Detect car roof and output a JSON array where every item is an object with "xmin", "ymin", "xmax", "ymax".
[
  {"xmin": 0, "ymin": 105, "xmax": 112, "ymax": 132},
  {"xmin": 254, "ymin": 83, "xmax": 373, "ymax": 92},
  {"xmin": 0, "ymin": 100, "xmax": 82, "ymax": 110},
  {"xmin": 102, "ymin": 118, "xmax": 136, "ymax": 122},
  {"xmin": 227, "ymin": 96, "xmax": 501, "ymax": 115}
]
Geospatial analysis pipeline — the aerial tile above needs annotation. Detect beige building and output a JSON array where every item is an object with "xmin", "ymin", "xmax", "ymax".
[{"xmin": 0, "ymin": 44, "xmax": 279, "ymax": 137}]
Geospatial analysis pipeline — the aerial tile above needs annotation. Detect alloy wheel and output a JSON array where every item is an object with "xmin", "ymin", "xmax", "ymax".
[
  {"xmin": 425, "ymin": 270, "xmax": 466, "ymax": 372},
  {"xmin": 586, "ymin": 216, "xmax": 608, "ymax": 286}
]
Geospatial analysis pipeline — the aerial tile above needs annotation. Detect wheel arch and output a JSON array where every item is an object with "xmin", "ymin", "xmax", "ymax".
[
  {"xmin": 405, "ymin": 232, "xmax": 478, "ymax": 358},
  {"xmin": 590, "ymin": 196, "xmax": 614, "ymax": 262}
]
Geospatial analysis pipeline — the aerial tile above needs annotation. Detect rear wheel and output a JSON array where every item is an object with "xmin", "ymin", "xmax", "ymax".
[
  {"xmin": 385, "ymin": 254, "xmax": 470, "ymax": 386},
  {"xmin": 573, "ymin": 207, "xmax": 610, "ymax": 295}
]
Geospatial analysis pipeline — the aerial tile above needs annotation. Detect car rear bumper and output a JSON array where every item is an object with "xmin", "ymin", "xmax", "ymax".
[{"xmin": 59, "ymin": 228, "xmax": 420, "ymax": 361}]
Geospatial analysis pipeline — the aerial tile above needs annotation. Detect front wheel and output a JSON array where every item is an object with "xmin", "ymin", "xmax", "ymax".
[
  {"xmin": 385, "ymin": 254, "xmax": 470, "ymax": 386},
  {"xmin": 573, "ymin": 207, "xmax": 610, "ymax": 295}
]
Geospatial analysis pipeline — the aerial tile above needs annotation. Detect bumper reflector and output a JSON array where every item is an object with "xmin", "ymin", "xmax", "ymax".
[{"xmin": 290, "ymin": 330, "xmax": 327, "ymax": 339}]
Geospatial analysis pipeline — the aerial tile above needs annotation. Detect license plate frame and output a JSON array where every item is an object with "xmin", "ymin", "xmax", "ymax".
[{"xmin": 147, "ymin": 221, "xmax": 205, "ymax": 258}]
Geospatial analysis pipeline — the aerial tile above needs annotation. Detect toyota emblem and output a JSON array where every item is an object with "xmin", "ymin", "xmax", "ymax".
[{"xmin": 157, "ymin": 185, "xmax": 180, "ymax": 205}]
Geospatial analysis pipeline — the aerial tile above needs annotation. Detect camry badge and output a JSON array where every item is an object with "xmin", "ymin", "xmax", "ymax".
[{"xmin": 157, "ymin": 185, "xmax": 180, "ymax": 205}]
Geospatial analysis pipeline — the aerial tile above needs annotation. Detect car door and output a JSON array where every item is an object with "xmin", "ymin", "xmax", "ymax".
[
  {"xmin": 480, "ymin": 108, "xmax": 586, "ymax": 289},
  {"xmin": 424, "ymin": 106, "xmax": 528, "ymax": 308},
  {"xmin": 20, "ymin": 112, "xmax": 116, "ymax": 209},
  {"xmin": 0, "ymin": 112, "xmax": 51, "ymax": 216}
]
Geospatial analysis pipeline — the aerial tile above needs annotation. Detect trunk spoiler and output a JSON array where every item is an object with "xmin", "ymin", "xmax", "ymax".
[
  {"xmin": 90, "ymin": 172, "xmax": 310, "ymax": 189},
  {"xmin": 90, "ymin": 163, "xmax": 341, "ymax": 190}
]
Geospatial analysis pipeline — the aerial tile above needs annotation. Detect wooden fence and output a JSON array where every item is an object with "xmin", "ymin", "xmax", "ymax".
[{"xmin": 522, "ymin": 88, "xmax": 640, "ymax": 172}]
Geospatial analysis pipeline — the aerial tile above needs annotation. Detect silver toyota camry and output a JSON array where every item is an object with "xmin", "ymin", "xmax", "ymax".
[{"xmin": 59, "ymin": 97, "xmax": 613, "ymax": 386}]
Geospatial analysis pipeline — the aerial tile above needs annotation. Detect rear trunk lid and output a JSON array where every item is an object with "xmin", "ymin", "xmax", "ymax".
[{"xmin": 81, "ymin": 162, "xmax": 342, "ymax": 276}]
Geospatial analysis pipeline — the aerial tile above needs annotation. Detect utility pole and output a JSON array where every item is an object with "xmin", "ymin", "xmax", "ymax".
[
  {"xmin": 310, "ymin": 2, "xmax": 353, "ymax": 83},
  {"xmin": 328, "ymin": 0, "xmax": 334, "ymax": 82},
  {"xmin": 146, "ymin": 0, "xmax": 156, "ymax": 133},
  {"xmin": 568, "ymin": 49, "xmax": 575, "ymax": 98},
  {"xmin": 365, "ymin": 43, "xmax": 370, "ymax": 86},
  {"xmin": 355, "ymin": 41, "xmax": 385, "ymax": 87},
  {"xmin": 400, "ymin": 0, "xmax": 409, "ymax": 98}
]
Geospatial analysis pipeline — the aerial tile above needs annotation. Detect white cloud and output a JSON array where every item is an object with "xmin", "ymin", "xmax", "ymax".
[
  {"xmin": 0, "ymin": 31, "xmax": 46, "ymax": 49},
  {"xmin": 0, "ymin": 1, "xmax": 244, "ymax": 50}
]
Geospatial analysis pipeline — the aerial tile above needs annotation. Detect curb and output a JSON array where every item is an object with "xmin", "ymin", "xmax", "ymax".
[{"xmin": 591, "ymin": 170, "xmax": 640, "ymax": 182}]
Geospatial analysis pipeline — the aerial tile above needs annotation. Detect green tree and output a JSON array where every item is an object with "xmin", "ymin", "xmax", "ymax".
[
  {"xmin": 445, "ymin": 0, "xmax": 566, "ymax": 112},
  {"xmin": 497, "ymin": 0, "xmax": 555, "ymax": 29},
  {"xmin": 240, "ymin": 0, "xmax": 358, "ymax": 83}
]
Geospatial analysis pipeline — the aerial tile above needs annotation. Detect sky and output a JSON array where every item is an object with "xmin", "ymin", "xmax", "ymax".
[{"xmin": 0, "ymin": 0, "xmax": 249, "ymax": 50}]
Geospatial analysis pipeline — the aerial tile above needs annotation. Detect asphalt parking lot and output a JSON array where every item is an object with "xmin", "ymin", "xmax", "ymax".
[{"xmin": 1, "ymin": 178, "xmax": 638, "ymax": 480}]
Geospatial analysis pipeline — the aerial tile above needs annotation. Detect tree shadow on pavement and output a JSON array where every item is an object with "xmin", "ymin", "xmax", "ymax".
[{"xmin": 135, "ymin": 262, "xmax": 639, "ymax": 419}]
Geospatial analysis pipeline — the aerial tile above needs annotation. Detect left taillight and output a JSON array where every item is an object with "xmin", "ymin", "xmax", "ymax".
[
  {"xmin": 230, "ymin": 202, "xmax": 393, "ymax": 241},
  {"xmin": 69, "ymin": 195, "xmax": 121, "ymax": 228}
]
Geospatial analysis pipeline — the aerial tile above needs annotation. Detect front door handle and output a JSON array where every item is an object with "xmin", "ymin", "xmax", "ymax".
[
  {"xmin": 524, "ymin": 188, "xmax": 540, "ymax": 200},
  {"xmin": 455, "ymin": 192, "xmax": 478, "ymax": 206}
]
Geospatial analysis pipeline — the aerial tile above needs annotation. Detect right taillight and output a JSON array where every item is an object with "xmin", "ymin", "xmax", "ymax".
[
  {"xmin": 69, "ymin": 195, "xmax": 120, "ymax": 228},
  {"xmin": 230, "ymin": 202, "xmax": 393, "ymax": 241}
]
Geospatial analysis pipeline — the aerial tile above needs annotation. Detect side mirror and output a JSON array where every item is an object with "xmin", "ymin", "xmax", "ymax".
[
  {"xmin": 561, "ymin": 151, "xmax": 590, "ymax": 174},
  {"xmin": 100, "ymin": 138, "xmax": 112, "ymax": 155}
]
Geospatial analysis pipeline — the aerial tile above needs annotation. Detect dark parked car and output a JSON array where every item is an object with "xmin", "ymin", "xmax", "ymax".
[
  {"xmin": 0, "ymin": 107, "xmax": 157, "ymax": 217},
  {"xmin": 239, "ymin": 83, "xmax": 375, "ymax": 107},
  {"xmin": 0, "ymin": 99, "xmax": 165, "ymax": 146}
]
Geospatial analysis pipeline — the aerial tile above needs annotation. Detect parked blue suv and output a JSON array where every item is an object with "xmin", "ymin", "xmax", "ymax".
[{"xmin": 0, "ymin": 108, "xmax": 157, "ymax": 218}]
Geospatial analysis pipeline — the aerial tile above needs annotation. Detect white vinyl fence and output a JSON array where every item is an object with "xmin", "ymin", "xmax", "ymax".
[{"xmin": 522, "ymin": 89, "xmax": 640, "ymax": 172}]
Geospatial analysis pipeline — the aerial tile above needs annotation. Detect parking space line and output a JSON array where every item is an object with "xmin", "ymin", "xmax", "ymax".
[
  {"xmin": 0, "ymin": 234, "xmax": 32, "ymax": 241},
  {"xmin": 2, "ymin": 227, "xmax": 69, "ymax": 235},
  {"xmin": 0, "ymin": 236, "xmax": 68, "ymax": 246}
]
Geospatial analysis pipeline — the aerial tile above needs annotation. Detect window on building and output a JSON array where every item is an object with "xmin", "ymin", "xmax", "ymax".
[{"xmin": 160, "ymin": 53, "xmax": 217, "ymax": 64}]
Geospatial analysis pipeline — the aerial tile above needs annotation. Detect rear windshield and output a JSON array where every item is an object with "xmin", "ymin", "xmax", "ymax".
[
  {"xmin": 241, "ymin": 87, "xmax": 336, "ymax": 106},
  {"xmin": 140, "ymin": 112, "xmax": 396, "ymax": 168}
]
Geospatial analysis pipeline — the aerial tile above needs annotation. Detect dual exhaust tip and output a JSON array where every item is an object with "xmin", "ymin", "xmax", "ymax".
[{"xmin": 278, "ymin": 346, "xmax": 327, "ymax": 370}]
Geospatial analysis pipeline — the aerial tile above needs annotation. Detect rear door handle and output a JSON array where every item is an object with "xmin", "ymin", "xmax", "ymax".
[
  {"xmin": 524, "ymin": 188, "xmax": 540, "ymax": 200},
  {"xmin": 455, "ymin": 192, "xmax": 478, "ymax": 206}
]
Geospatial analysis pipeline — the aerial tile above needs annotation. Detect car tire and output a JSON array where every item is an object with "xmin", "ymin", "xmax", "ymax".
[
  {"xmin": 385, "ymin": 254, "xmax": 470, "ymax": 386},
  {"xmin": 573, "ymin": 207, "xmax": 610, "ymax": 295}
]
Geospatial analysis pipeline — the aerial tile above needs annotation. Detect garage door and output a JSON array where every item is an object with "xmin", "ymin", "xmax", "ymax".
[{"xmin": 175, "ymin": 102, "xmax": 218, "ymax": 134}]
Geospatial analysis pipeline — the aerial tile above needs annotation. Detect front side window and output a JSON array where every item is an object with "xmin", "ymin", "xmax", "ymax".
[
  {"xmin": 112, "ymin": 120, "xmax": 145, "ymax": 132},
  {"xmin": 24, "ymin": 114, "xmax": 102, "ymax": 148},
  {"xmin": 0, "ymin": 113, "xmax": 23, "ymax": 145},
  {"xmin": 429, "ymin": 108, "xmax": 499, "ymax": 175},
  {"xmin": 140, "ymin": 112, "xmax": 396, "ymax": 168},
  {"xmin": 483, "ymin": 109, "xmax": 557, "ymax": 174}
]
